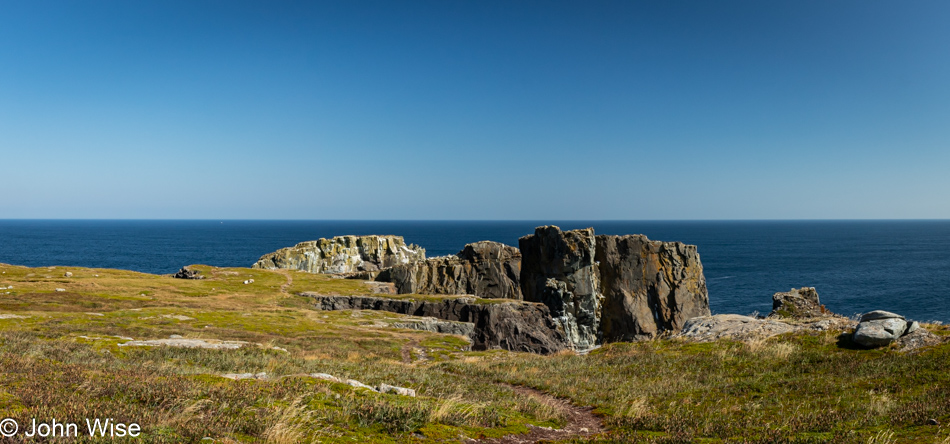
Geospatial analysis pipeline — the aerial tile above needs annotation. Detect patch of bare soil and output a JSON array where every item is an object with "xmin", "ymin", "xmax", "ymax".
[
  {"xmin": 478, "ymin": 385, "xmax": 604, "ymax": 443},
  {"xmin": 400, "ymin": 338, "xmax": 429, "ymax": 364}
]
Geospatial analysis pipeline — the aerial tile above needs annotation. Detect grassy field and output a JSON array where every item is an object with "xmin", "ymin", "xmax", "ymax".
[{"xmin": 0, "ymin": 263, "xmax": 948, "ymax": 443}]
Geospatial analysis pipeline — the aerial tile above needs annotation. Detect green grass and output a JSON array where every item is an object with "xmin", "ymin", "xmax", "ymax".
[{"xmin": 2, "ymin": 263, "xmax": 950, "ymax": 443}]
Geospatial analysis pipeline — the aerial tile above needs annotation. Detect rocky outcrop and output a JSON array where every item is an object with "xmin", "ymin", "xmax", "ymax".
[
  {"xmin": 769, "ymin": 287, "xmax": 826, "ymax": 318},
  {"xmin": 173, "ymin": 267, "xmax": 203, "ymax": 279},
  {"xmin": 895, "ymin": 327, "xmax": 943, "ymax": 353},
  {"xmin": 303, "ymin": 293, "xmax": 567, "ymax": 354},
  {"xmin": 252, "ymin": 235, "xmax": 425, "ymax": 274},
  {"xmin": 678, "ymin": 314, "xmax": 799, "ymax": 342},
  {"xmin": 383, "ymin": 241, "xmax": 522, "ymax": 299},
  {"xmin": 519, "ymin": 226, "xmax": 602, "ymax": 350},
  {"xmin": 595, "ymin": 234, "xmax": 710, "ymax": 341},
  {"xmin": 391, "ymin": 317, "xmax": 476, "ymax": 337},
  {"xmin": 853, "ymin": 310, "xmax": 911, "ymax": 348},
  {"xmin": 519, "ymin": 226, "xmax": 710, "ymax": 349}
]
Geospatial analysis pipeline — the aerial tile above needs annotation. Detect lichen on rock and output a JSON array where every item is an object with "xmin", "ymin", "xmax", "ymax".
[
  {"xmin": 252, "ymin": 235, "xmax": 425, "ymax": 274},
  {"xmin": 596, "ymin": 233, "xmax": 710, "ymax": 341},
  {"xmin": 769, "ymin": 287, "xmax": 826, "ymax": 319},
  {"xmin": 519, "ymin": 226, "xmax": 710, "ymax": 350},
  {"xmin": 853, "ymin": 310, "xmax": 909, "ymax": 348}
]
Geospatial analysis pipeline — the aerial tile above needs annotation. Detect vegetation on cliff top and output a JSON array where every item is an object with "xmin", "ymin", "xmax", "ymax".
[{"xmin": 0, "ymin": 263, "xmax": 948, "ymax": 443}]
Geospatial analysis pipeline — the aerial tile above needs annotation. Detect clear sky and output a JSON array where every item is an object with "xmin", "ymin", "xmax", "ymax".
[{"xmin": 1, "ymin": 1, "xmax": 948, "ymax": 220}]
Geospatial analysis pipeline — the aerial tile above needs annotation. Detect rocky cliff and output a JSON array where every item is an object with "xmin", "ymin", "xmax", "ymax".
[
  {"xmin": 252, "ymin": 235, "xmax": 425, "ymax": 274},
  {"xmin": 383, "ymin": 241, "xmax": 522, "ymax": 299},
  {"xmin": 596, "ymin": 234, "xmax": 710, "ymax": 341},
  {"xmin": 519, "ymin": 226, "xmax": 710, "ymax": 349},
  {"xmin": 519, "ymin": 226, "xmax": 603, "ymax": 350},
  {"xmin": 304, "ymin": 294, "xmax": 567, "ymax": 354}
]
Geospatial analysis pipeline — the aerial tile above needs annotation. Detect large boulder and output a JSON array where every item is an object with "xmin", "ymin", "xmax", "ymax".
[
  {"xmin": 595, "ymin": 234, "xmax": 710, "ymax": 341},
  {"xmin": 853, "ymin": 310, "xmax": 909, "ymax": 348},
  {"xmin": 769, "ymin": 287, "xmax": 826, "ymax": 318},
  {"xmin": 383, "ymin": 241, "xmax": 521, "ymax": 299},
  {"xmin": 252, "ymin": 235, "xmax": 425, "ymax": 274},
  {"xmin": 519, "ymin": 226, "xmax": 602, "ymax": 350}
]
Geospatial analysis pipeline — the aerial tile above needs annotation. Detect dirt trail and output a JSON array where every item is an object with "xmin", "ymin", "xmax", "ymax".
[
  {"xmin": 276, "ymin": 270, "xmax": 293, "ymax": 294},
  {"xmin": 477, "ymin": 385, "xmax": 604, "ymax": 443}
]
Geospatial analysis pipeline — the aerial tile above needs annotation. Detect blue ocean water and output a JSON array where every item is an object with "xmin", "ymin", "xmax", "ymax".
[{"xmin": 1, "ymin": 220, "xmax": 949, "ymax": 323}]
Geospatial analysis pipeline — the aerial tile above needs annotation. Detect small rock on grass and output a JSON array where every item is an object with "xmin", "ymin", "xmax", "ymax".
[
  {"xmin": 311, "ymin": 373, "xmax": 342, "ymax": 383},
  {"xmin": 346, "ymin": 379, "xmax": 378, "ymax": 392},
  {"xmin": 379, "ymin": 383, "xmax": 416, "ymax": 397},
  {"xmin": 222, "ymin": 372, "xmax": 267, "ymax": 380}
]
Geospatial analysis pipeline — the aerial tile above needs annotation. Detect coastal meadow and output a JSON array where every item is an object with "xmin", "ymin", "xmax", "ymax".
[{"xmin": 0, "ymin": 263, "xmax": 948, "ymax": 443}]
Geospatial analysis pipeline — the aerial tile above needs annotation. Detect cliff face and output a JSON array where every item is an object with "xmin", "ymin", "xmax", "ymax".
[
  {"xmin": 384, "ymin": 241, "xmax": 522, "ymax": 299},
  {"xmin": 519, "ymin": 226, "xmax": 710, "ymax": 349},
  {"xmin": 261, "ymin": 227, "xmax": 710, "ymax": 354},
  {"xmin": 595, "ymin": 234, "xmax": 710, "ymax": 341},
  {"xmin": 304, "ymin": 294, "xmax": 567, "ymax": 354},
  {"xmin": 252, "ymin": 235, "xmax": 425, "ymax": 274},
  {"xmin": 519, "ymin": 226, "xmax": 603, "ymax": 350}
]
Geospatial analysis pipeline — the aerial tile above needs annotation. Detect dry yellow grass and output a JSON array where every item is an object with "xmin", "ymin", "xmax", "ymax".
[{"xmin": 3, "ymin": 262, "xmax": 950, "ymax": 443}]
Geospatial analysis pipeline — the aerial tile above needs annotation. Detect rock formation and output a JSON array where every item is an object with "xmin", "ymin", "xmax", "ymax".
[
  {"xmin": 173, "ymin": 267, "xmax": 203, "ymax": 279},
  {"xmin": 252, "ymin": 235, "xmax": 425, "ymax": 274},
  {"xmin": 391, "ymin": 317, "xmax": 476, "ymax": 338},
  {"xmin": 678, "ymin": 314, "xmax": 798, "ymax": 342},
  {"xmin": 519, "ymin": 226, "xmax": 710, "ymax": 349},
  {"xmin": 260, "ymin": 226, "xmax": 711, "ymax": 353},
  {"xmin": 596, "ymin": 234, "xmax": 710, "ymax": 341},
  {"xmin": 678, "ymin": 314, "xmax": 857, "ymax": 343},
  {"xmin": 304, "ymin": 293, "xmax": 567, "ymax": 354},
  {"xmin": 383, "ymin": 241, "xmax": 522, "ymax": 299},
  {"xmin": 894, "ymin": 326, "xmax": 943, "ymax": 352},
  {"xmin": 853, "ymin": 310, "xmax": 912, "ymax": 347},
  {"xmin": 769, "ymin": 287, "xmax": 826, "ymax": 318},
  {"xmin": 519, "ymin": 226, "xmax": 602, "ymax": 350}
]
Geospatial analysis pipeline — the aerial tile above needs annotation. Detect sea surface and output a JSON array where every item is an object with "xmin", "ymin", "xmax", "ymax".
[{"xmin": 1, "ymin": 220, "xmax": 949, "ymax": 323}]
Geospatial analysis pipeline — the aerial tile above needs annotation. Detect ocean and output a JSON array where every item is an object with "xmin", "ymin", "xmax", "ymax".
[{"xmin": 1, "ymin": 220, "xmax": 948, "ymax": 323}]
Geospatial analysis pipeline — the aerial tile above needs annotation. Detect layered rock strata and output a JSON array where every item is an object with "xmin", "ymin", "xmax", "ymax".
[
  {"xmin": 519, "ymin": 226, "xmax": 710, "ymax": 349},
  {"xmin": 304, "ymin": 293, "xmax": 567, "ymax": 354},
  {"xmin": 383, "ymin": 241, "xmax": 522, "ymax": 299},
  {"xmin": 252, "ymin": 235, "xmax": 425, "ymax": 274},
  {"xmin": 391, "ymin": 317, "xmax": 476, "ymax": 338}
]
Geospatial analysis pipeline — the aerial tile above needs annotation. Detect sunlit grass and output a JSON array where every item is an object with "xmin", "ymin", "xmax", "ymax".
[{"xmin": 1, "ymin": 263, "xmax": 949, "ymax": 443}]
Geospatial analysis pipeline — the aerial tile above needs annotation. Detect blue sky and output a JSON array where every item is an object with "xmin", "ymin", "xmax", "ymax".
[{"xmin": 1, "ymin": 1, "xmax": 948, "ymax": 219}]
